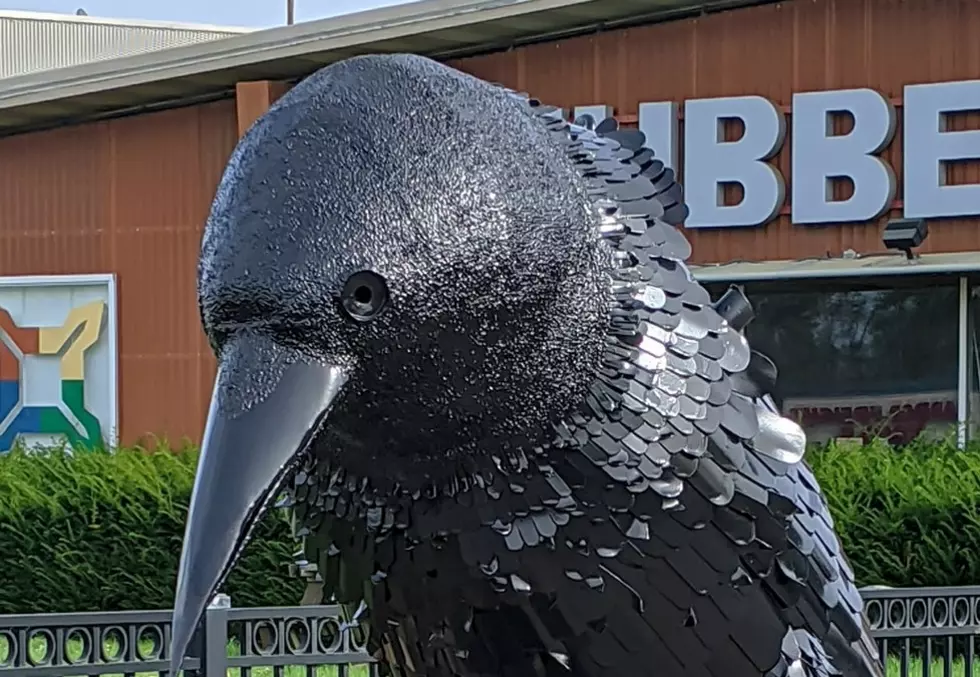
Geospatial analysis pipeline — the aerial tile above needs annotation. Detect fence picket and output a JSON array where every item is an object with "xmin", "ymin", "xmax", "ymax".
[{"xmin": 0, "ymin": 587, "xmax": 976, "ymax": 676}]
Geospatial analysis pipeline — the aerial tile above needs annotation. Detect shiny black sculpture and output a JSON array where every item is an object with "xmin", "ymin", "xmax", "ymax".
[{"xmin": 170, "ymin": 54, "xmax": 883, "ymax": 677}]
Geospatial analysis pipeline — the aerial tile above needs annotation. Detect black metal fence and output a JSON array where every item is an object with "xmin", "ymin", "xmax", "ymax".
[
  {"xmin": 862, "ymin": 586, "xmax": 980, "ymax": 677},
  {"xmin": 0, "ymin": 594, "xmax": 375, "ymax": 677},
  {"xmin": 1, "ymin": 587, "xmax": 978, "ymax": 676}
]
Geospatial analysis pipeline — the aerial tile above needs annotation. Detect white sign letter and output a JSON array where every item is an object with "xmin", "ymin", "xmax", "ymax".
[
  {"xmin": 572, "ymin": 105, "xmax": 612, "ymax": 128},
  {"xmin": 571, "ymin": 103, "xmax": 679, "ymax": 170},
  {"xmin": 684, "ymin": 96, "xmax": 786, "ymax": 228},
  {"xmin": 638, "ymin": 102, "xmax": 679, "ymax": 171},
  {"xmin": 791, "ymin": 89, "xmax": 897, "ymax": 224},
  {"xmin": 905, "ymin": 80, "xmax": 980, "ymax": 219}
]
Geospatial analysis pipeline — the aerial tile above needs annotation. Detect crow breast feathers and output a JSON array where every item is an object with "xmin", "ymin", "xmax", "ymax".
[{"xmin": 291, "ymin": 88, "xmax": 883, "ymax": 677}]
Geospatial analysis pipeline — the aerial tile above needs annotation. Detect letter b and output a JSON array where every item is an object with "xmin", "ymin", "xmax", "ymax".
[
  {"xmin": 683, "ymin": 96, "xmax": 786, "ymax": 229},
  {"xmin": 791, "ymin": 89, "xmax": 897, "ymax": 224}
]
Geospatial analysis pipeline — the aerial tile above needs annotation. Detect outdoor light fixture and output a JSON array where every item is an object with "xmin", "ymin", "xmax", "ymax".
[
  {"xmin": 712, "ymin": 285, "xmax": 754, "ymax": 331},
  {"xmin": 882, "ymin": 218, "xmax": 928, "ymax": 260}
]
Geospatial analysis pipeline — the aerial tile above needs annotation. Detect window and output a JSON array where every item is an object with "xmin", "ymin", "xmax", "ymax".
[
  {"xmin": 967, "ymin": 284, "xmax": 980, "ymax": 440},
  {"xmin": 707, "ymin": 282, "xmax": 960, "ymax": 445}
]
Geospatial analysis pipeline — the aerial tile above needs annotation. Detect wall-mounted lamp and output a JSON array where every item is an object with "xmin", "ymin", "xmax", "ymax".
[
  {"xmin": 882, "ymin": 218, "xmax": 928, "ymax": 260},
  {"xmin": 712, "ymin": 285, "xmax": 754, "ymax": 331}
]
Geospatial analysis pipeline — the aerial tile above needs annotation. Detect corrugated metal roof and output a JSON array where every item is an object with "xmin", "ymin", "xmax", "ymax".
[
  {"xmin": 0, "ymin": 0, "xmax": 767, "ymax": 136},
  {"xmin": 0, "ymin": 10, "xmax": 252, "ymax": 80},
  {"xmin": 690, "ymin": 251, "xmax": 980, "ymax": 283}
]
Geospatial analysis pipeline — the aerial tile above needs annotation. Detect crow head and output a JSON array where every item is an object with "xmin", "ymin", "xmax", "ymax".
[
  {"xmin": 170, "ymin": 54, "xmax": 639, "ymax": 670},
  {"xmin": 198, "ymin": 54, "xmax": 613, "ymax": 479}
]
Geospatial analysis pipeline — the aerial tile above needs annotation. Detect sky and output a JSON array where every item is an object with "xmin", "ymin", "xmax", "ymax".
[{"xmin": 4, "ymin": 0, "xmax": 414, "ymax": 28}]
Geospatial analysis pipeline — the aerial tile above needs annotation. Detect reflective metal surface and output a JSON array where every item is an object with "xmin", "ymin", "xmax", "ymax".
[
  {"xmin": 170, "ymin": 346, "xmax": 349, "ymax": 675},
  {"xmin": 176, "ymin": 54, "xmax": 883, "ymax": 677}
]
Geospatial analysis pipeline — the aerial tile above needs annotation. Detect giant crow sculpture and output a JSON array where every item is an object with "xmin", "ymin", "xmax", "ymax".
[{"xmin": 169, "ymin": 54, "xmax": 882, "ymax": 677}]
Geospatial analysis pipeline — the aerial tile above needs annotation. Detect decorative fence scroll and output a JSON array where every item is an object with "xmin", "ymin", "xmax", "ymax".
[
  {"xmin": 1, "ymin": 587, "xmax": 979, "ymax": 676},
  {"xmin": 862, "ymin": 586, "xmax": 980, "ymax": 677},
  {"xmin": 0, "ymin": 594, "xmax": 375, "ymax": 676}
]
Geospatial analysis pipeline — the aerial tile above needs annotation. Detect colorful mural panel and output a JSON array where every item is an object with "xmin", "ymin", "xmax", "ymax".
[{"xmin": 0, "ymin": 277, "xmax": 116, "ymax": 452}]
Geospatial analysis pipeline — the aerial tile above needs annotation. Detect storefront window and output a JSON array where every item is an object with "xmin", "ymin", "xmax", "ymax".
[
  {"xmin": 967, "ymin": 285, "xmax": 980, "ymax": 441},
  {"xmin": 708, "ymin": 283, "xmax": 960, "ymax": 445}
]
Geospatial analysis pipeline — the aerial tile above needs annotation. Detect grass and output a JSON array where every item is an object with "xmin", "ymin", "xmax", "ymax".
[
  {"xmin": 2, "ymin": 636, "xmax": 976, "ymax": 676},
  {"xmin": 886, "ymin": 658, "xmax": 980, "ymax": 677}
]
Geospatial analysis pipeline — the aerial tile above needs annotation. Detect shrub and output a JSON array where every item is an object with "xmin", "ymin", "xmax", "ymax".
[
  {"xmin": 808, "ymin": 437, "xmax": 980, "ymax": 588},
  {"xmin": 0, "ymin": 438, "xmax": 978, "ymax": 613},
  {"xmin": 0, "ymin": 444, "xmax": 301, "ymax": 614}
]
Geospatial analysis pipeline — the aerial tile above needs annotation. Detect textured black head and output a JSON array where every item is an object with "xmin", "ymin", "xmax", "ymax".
[
  {"xmin": 172, "ymin": 54, "xmax": 620, "ymax": 676},
  {"xmin": 199, "ymin": 54, "xmax": 612, "ymax": 484}
]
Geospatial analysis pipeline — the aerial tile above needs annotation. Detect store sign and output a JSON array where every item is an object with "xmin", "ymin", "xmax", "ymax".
[
  {"xmin": 571, "ymin": 79, "xmax": 980, "ymax": 229},
  {"xmin": 0, "ymin": 275, "xmax": 118, "ymax": 452}
]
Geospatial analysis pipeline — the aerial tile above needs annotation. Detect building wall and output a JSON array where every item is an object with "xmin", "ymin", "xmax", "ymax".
[
  {"xmin": 0, "ymin": 12, "xmax": 250, "ymax": 79},
  {"xmin": 448, "ymin": 0, "xmax": 980, "ymax": 264},
  {"xmin": 5, "ymin": 0, "xmax": 980, "ymax": 444},
  {"xmin": 0, "ymin": 99, "xmax": 237, "ymax": 445}
]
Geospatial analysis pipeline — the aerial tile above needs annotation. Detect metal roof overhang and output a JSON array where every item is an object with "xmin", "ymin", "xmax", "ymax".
[
  {"xmin": 0, "ymin": 9, "xmax": 254, "ymax": 33},
  {"xmin": 0, "ymin": 0, "xmax": 768, "ymax": 136},
  {"xmin": 690, "ymin": 251, "xmax": 980, "ymax": 284}
]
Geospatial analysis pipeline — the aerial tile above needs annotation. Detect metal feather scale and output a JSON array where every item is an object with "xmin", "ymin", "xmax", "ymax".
[{"xmin": 274, "ymin": 65, "xmax": 882, "ymax": 677}]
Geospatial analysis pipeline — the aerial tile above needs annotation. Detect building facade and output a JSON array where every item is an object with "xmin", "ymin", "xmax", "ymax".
[
  {"xmin": 0, "ymin": 10, "xmax": 250, "ymax": 79},
  {"xmin": 0, "ymin": 0, "xmax": 976, "ymax": 448}
]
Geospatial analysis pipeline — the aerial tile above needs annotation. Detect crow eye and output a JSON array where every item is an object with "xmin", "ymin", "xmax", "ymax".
[{"xmin": 340, "ymin": 270, "xmax": 389, "ymax": 322}]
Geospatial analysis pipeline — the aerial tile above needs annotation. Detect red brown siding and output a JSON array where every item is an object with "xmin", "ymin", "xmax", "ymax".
[
  {"xmin": 0, "ymin": 100, "xmax": 237, "ymax": 444},
  {"xmin": 449, "ymin": 0, "xmax": 980, "ymax": 263}
]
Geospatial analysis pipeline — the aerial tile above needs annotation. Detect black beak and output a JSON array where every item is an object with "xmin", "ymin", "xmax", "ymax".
[{"xmin": 169, "ymin": 335, "xmax": 348, "ymax": 676}]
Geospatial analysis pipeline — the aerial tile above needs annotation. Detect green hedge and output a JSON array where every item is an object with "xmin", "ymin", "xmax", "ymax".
[
  {"xmin": 0, "ymin": 439, "xmax": 978, "ymax": 613},
  {"xmin": 0, "ymin": 445, "xmax": 302, "ymax": 614},
  {"xmin": 813, "ymin": 438, "xmax": 980, "ymax": 588}
]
